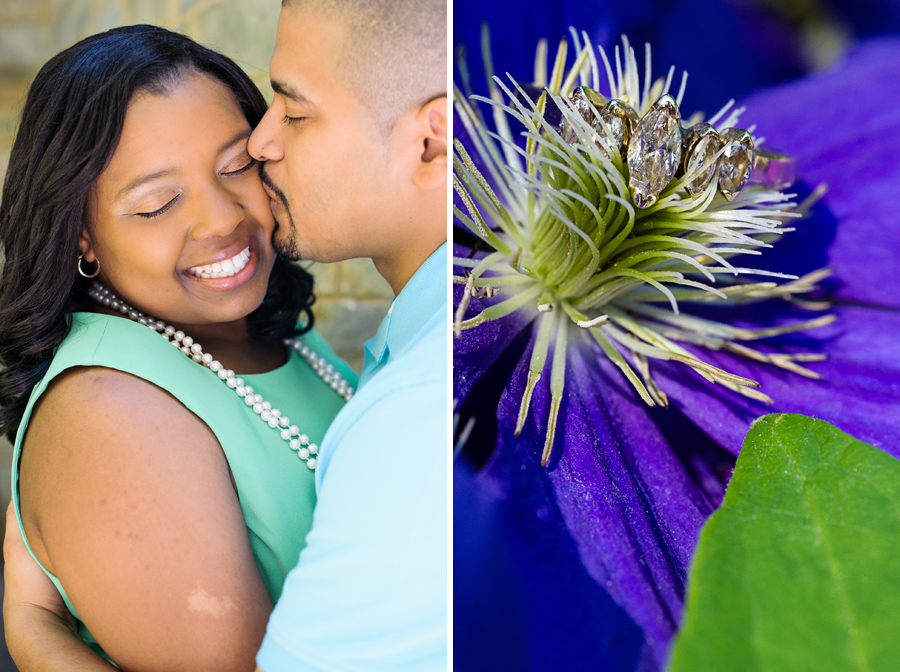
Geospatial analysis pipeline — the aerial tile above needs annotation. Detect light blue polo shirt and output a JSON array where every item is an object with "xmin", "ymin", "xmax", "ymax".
[{"xmin": 257, "ymin": 244, "xmax": 448, "ymax": 671}]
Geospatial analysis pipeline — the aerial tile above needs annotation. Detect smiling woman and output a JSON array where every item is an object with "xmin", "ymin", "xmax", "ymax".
[
  {"xmin": 0, "ymin": 25, "xmax": 357, "ymax": 672},
  {"xmin": 83, "ymin": 71, "xmax": 278, "ymax": 330}
]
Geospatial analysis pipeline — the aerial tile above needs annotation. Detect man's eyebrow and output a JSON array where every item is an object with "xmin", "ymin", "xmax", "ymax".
[
  {"xmin": 116, "ymin": 169, "xmax": 175, "ymax": 201},
  {"xmin": 271, "ymin": 80, "xmax": 311, "ymax": 105}
]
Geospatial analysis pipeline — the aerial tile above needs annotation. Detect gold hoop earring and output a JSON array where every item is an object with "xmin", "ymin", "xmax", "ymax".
[{"xmin": 77, "ymin": 254, "xmax": 100, "ymax": 278}]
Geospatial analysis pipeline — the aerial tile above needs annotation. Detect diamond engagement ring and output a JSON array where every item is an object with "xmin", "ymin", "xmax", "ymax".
[{"xmin": 558, "ymin": 85, "xmax": 797, "ymax": 208}]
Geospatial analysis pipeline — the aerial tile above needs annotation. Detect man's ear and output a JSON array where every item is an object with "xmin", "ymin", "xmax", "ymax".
[{"xmin": 411, "ymin": 96, "xmax": 447, "ymax": 190}]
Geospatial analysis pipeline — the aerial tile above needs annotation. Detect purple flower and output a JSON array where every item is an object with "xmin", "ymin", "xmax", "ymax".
[{"xmin": 453, "ymin": 36, "xmax": 900, "ymax": 671}]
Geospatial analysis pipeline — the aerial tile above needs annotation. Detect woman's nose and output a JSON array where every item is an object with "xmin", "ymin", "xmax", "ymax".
[
  {"xmin": 248, "ymin": 107, "xmax": 284, "ymax": 162},
  {"xmin": 189, "ymin": 184, "xmax": 245, "ymax": 241}
]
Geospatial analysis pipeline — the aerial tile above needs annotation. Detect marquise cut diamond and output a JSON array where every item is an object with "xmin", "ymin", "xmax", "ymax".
[
  {"xmin": 592, "ymin": 112, "xmax": 626, "ymax": 157},
  {"xmin": 559, "ymin": 87, "xmax": 607, "ymax": 145},
  {"xmin": 627, "ymin": 95, "xmax": 682, "ymax": 208},
  {"xmin": 718, "ymin": 128, "xmax": 754, "ymax": 200},
  {"xmin": 683, "ymin": 123, "xmax": 722, "ymax": 197},
  {"xmin": 592, "ymin": 100, "xmax": 636, "ymax": 160}
]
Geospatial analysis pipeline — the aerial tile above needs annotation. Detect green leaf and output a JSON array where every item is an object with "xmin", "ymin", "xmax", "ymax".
[{"xmin": 668, "ymin": 413, "xmax": 900, "ymax": 672}]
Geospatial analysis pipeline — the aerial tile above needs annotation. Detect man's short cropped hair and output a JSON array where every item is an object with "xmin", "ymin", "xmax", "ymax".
[{"xmin": 282, "ymin": 0, "xmax": 446, "ymax": 133}]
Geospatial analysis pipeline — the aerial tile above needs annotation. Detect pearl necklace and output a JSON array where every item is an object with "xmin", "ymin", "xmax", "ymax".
[{"xmin": 88, "ymin": 281, "xmax": 354, "ymax": 470}]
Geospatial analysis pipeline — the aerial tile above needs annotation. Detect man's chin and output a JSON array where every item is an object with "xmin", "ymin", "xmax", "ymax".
[{"xmin": 273, "ymin": 225, "xmax": 304, "ymax": 261}]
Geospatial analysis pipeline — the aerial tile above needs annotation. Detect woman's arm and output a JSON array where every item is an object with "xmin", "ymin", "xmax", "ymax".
[
  {"xmin": 19, "ymin": 367, "xmax": 273, "ymax": 672},
  {"xmin": 4, "ymin": 502, "xmax": 116, "ymax": 671}
]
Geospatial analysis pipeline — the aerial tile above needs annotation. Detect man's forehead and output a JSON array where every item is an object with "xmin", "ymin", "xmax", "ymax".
[
  {"xmin": 268, "ymin": 37, "xmax": 318, "ymax": 108},
  {"xmin": 270, "ymin": 7, "xmax": 347, "ymax": 104}
]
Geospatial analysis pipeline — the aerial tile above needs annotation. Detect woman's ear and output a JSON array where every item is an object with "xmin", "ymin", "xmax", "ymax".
[
  {"xmin": 79, "ymin": 227, "xmax": 97, "ymax": 262},
  {"xmin": 77, "ymin": 227, "xmax": 102, "ymax": 279},
  {"xmin": 412, "ymin": 96, "xmax": 447, "ymax": 190}
]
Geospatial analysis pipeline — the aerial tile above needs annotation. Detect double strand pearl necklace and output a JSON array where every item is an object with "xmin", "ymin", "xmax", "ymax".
[{"xmin": 88, "ymin": 281, "xmax": 354, "ymax": 470}]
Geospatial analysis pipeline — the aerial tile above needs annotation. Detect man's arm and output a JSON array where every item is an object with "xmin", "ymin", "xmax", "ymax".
[{"xmin": 3, "ymin": 502, "xmax": 116, "ymax": 671}]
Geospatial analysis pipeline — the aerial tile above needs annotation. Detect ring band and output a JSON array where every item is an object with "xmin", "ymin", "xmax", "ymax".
[{"xmin": 750, "ymin": 149, "xmax": 797, "ymax": 190}]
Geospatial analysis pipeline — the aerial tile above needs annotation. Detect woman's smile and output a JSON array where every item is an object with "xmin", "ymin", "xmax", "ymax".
[
  {"xmin": 187, "ymin": 244, "xmax": 251, "ymax": 279},
  {"xmin": 183, "ymin": 237, "xmax": 260, "ymax": 291}
]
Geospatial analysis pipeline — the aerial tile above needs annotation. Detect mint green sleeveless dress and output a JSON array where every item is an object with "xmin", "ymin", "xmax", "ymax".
[{"xmin": 11, "ymin": 312, "xmax": 357, "ymax": 663}]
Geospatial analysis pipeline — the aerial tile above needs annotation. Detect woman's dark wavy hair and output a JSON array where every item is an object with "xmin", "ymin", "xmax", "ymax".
[{"xmin": 0, "ymin": 25, "xmax": 315, "ymax": 442}]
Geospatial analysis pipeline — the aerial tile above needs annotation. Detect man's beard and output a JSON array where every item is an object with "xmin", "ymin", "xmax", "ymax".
[{"xmin": 260, "ymin": 166, "xmax": 303, "ymax": 261}]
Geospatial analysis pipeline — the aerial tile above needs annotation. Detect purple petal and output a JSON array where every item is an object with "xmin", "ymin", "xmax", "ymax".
[
  {"xmin": 452, "ymin": 277, "xmax": 535, "ymax": 403},
  {"xmin": 455, "ymin": 450, "xmax": 644, "ymax": 671},
  {"xmin": 651, "ymin": 303, "xmax": 900, "ymax": 459},
  {"xmin": 742, "ymin": 38, "xmax": 900, "ymax": 309},
  {"xmin": 467, "ymin": 328, "xmax": 739, "ymax": 667},
  {"xmin": 452, "ymin": 457, "xmax": 532, "ymax": 671}
]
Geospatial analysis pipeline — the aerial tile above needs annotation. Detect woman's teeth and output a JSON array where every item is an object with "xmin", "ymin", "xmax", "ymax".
[{"xmin": 188, "ymin": 246, "xmax": 251, "ymax": 279}]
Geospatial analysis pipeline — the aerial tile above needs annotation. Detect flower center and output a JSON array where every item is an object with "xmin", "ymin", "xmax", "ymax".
[{"xmin": 454, "ymin": 35, "xmax": 834, "ymax": 465}]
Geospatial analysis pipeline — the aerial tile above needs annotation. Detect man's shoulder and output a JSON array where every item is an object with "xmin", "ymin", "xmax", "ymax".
[
  {"xmin": 334, "ymin": 312, "xmax": 445, "ymax": 432},
  {"xmin": 316, "ymin": 308, "xmax": 446, "ymax": 482},
  {"xmin": 357, "ymin": 296, "xmax": 446, "ymax": 399},
  {"xmin": 383, "ymin": 305, "xmax": 446, "ymax": 379}
]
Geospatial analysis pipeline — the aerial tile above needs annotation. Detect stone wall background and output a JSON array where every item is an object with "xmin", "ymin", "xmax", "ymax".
[{"xmin": 0, "ymin": 0, "xmax": 392, "ymax": 571}]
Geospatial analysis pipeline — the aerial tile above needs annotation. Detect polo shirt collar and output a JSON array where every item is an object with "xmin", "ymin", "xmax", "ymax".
[{"xmin": 361, "ymin": 243, "xmax": 447, "ymax": 381}]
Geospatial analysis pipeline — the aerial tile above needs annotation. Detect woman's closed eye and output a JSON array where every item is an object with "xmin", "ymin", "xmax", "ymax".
[
  {"xmin": 222, "ymin": 156, "xmax": 258, "ymax": 176},
  {"xmin": 135, "ymin": 194, "xmax": 180, "ymax": 219}
]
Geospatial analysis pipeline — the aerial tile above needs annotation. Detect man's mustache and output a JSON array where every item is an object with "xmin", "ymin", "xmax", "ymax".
[{"xmin": 259, "ymin": 165, "xmax": 289, "ymax": 209}]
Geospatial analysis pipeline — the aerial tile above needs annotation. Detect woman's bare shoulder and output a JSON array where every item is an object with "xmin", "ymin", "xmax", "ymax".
[
  {"xmin": 19, "ymin": 366, "xmax": 270, "ymax": 671},
  {"xmin": 23, "ymin": 365, "xmax": 223, "ymax": 485},
  {"xmin": 20, "ymin": 365, "xmax": 230, "ymax": 569}
]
